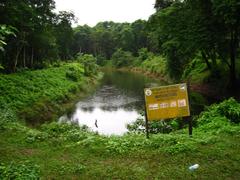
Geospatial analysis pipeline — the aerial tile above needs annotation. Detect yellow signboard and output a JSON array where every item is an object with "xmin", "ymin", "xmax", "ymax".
[{"xmin": 144, "ymin": 83, "xmax": 190, "ymax": 120}]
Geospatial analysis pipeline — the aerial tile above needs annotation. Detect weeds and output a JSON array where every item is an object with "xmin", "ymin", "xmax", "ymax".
[{"xmin": 0, "ymin": 161, "xmax": 40, "ymax": 179}]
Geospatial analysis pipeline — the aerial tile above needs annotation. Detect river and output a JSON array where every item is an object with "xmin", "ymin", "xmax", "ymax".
[{"xmin": 59, "ymin": 69, "xmax": 165, "ymax": 136}]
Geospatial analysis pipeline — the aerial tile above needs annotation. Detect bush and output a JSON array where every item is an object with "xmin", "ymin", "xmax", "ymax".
[
  {"xmin": 65, "ymin": 63, "xmax": 84, "ymax": 81},
  {"xmin": 140, "ymin": 56, "xmax": 167, "ymax": 76},
  {"xmin": 138, "ymin": 48, "xmax": 154, "ymax": 62},
  {"xmin": 111, "ymin": 48, "xmax": 135, "ymax": 68},
  {"xmin": 76, "ymin": 54, "xmax": 98, "ymax": 76},
  {"xmin": 196, "ymin": 98, "xmax": 240, "ymax": 134},
  {"xmin": 217, "ymin": 98, "xmax": 240, "ymax": 123},
  {"xmin": 127, "ymin": 116, "xmax": 181, "ymax": 134}
]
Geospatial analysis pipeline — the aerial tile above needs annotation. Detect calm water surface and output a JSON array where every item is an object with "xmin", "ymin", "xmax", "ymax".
[{"xmin": 59, "ymin": 70, "xmax": 165, "ymax": 135}]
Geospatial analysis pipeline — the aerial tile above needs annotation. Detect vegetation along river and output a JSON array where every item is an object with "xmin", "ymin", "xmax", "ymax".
[{"xmin": 59, "ymin": 70, "xmax": 166, "ymax": 135}]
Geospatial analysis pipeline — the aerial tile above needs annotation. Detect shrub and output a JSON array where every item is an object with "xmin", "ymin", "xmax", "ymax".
[
  {"xmin": 65, "ymin": 63, "xmax": 84, "ymax": 81},
  {"xmin": 76, "ymin": 54, "xmax": 98, "ymax": 76},
  {"xmin": 140, "ymin": 56, "xmax": 167, "ymax": 76},
  {"xmin": 217, "ymin": 98, "xmax": 240, "ymax": 123},
  {"xmin": 196, "ymin": 98, "xmax": 240, "ymax": 135},
  {"xmin": 111, "ymin": 48, "xmax": 135, "ymax": 68},
  {"xmin": 138, "ymin": 48, "xmax": 154, "ymax": 62},
  {"xmin": 127, "ymin": 116, "xmax": 181, "ymax": 134}
]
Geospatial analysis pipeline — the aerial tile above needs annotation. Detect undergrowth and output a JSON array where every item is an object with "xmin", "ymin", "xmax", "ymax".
[{"xmin": 0, "ymin": 63, "xmax": 85, "ymax": 111}]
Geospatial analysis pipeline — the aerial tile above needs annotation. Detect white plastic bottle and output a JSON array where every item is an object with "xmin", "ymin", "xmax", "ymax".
[{"xmin": 189, "ymin": 164, "xmax": 199, "ymax": 171}]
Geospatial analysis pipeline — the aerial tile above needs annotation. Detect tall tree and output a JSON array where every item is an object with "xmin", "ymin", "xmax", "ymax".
[
  {"xmin": 54, "ymin": 11, "xmax": 76, "ymax": 60},
  {"xmin": 0, "ymin": 0, "xmax": 56, "ymax": 72}
]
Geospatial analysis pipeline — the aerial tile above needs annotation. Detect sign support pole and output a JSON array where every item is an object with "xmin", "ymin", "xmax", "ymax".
[
  {"xmin": 144, "ymin": 89, "xmax": 149, "ymax": 139},
  {"xmin": 188, "ymin": 116, "xmax": 192, "ymax": 137},
  {"xmin": 187, "ymin": 80, "xmax": 192, "ymax": 137},
  {"xmin": 145, "ymin": 111, "xmax": 149, "ymax": 139}
]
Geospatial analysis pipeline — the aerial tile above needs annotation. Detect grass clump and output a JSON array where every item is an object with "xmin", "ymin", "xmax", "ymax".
[{"xmin": 0, "ymin": 161, "xmax": 40, "ymax": 179}]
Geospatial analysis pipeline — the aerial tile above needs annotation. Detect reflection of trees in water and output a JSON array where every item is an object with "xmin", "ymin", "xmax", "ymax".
[
  {"xmin": 101, "ymin": 71, "xmax": 151, "ymax": 98},
  {"xmin": 78, "ymin": 101, "xmax": 143, "ymax": 112},
  {"xmin": 80, "ymin": 106, "xmax": 95, "ymax": 112},
  {"xmin": 100, "ymin": 106, "xmax": 118, "ymax": 112}
]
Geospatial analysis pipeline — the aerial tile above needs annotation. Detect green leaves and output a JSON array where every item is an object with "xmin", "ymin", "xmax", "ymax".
[
  {"xmin": 0, "ymin": 161, "xmax": 40, "ymax": 179},
  {"xmin": 0, "ymin": 25, "xmax": 17, "ymax": 52},
  {"xmin": 196, "ymin": 98, "xmax": 240, "ymax": 135},
  {"xmin": 111, "ymin": 48, "xmax": 135, "ymax": 68},
  {"xmin": 65, "ymin": 63, "xmax": 84, "ymax": 81},
  {"xmin": 76, "ymin": 54, "xmax": 99, "ymax": 76}
]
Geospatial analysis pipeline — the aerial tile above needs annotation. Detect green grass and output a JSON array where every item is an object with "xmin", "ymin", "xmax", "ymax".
[
  {"xmin": 0, "ymin": 64, "xmax": 240, "ymax": 179},
  {"xmin": 0, "ymin": 98, "xmax": 240, "ymax": 179},
  {"xmin": 0, "ymin": 63, "xmax": 86, "ymax": 111},
  {"xmin": 0, "ymin": 63, "xmax": 101, "ymax": 125}
]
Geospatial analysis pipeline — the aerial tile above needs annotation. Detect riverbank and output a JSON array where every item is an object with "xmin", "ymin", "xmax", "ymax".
[
  {"xmin": 117, "ymin": 63, "xmax": 226, "ymax": 105},
  {"xmin": 0, "ymin": 98, "xmax": 240, "ymax": 179},
  {"xmin": 0, "ymin": 63, "xmax": 102, "ymax": 126},
  {"xmin": 1, "ymin": 64, "xmax": 240, "ymax": 179}
]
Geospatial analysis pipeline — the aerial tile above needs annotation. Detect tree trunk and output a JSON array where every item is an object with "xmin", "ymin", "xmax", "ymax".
[
  {"xmin": 201, "ymin": 51, "xmax": 211, "ymax": 70},
  {"xmin": 210, "ymin": 50, "xmax": 217, "ymax": 67},
  {"xmin": 23, "ymin": 46, "xmax": 26, "ymax": 68},
  {"xmin": 31, "ymin": 47, "xmax": 34, "ymax": 68},
  {"xmin": 229, "ymin": 28, "xmax": 238, "ymax": 88},
  {"xmin": 13, "ymin": 45, "xmax": 23, "ymax": 72}
]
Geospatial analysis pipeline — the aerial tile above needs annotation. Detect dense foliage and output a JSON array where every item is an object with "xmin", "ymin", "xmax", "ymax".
[
  {"xmin": 149, "ymin": 0, "xmax": 240, "ymax": 86},
  {"xmin": 0, "ymin": 1, "xmax": 75, "ymax": 72},
  {"xmin": 1, "ymin": 0, "xmax": 239, "ymax": 90}
]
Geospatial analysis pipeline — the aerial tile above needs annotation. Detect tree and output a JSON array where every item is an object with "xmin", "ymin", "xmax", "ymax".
[
  {"xmin": 54, "ymin": 11, "xmax": 76, "ymax": 60},
  {"xmin": 154, "ymin": 0, "xmax": 176, "ymax": 11},
  {"xmin": 151, "ymin": 0, "xmax": 240, "ymax": 84},
  {"xmin": 77, "ymin": 54, "xmax": 98, "ymax": 76},
  {"xmin": 72, "ymin": 25, "xmax": 93, "ymax": 56},
  {"xmin": 211, "ymin": 0, "xmax": 240, "ymax": 87},
  {"xmin": 0, "ymin": 0, "xmax": 57, "ymax": 72},
  {"xmin": 131, "ymin": 20, "xmax": 148, "ymax": 55}
]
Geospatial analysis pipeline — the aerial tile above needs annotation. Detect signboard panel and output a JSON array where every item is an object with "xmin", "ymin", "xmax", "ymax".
[{"xmin": 144, "ymin": 83, "xmax": 190, "ymax": 121}]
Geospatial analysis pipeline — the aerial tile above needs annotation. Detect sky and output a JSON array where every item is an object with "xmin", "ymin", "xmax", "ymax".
[{"xmin": 54, "ymin": 0, "xmax": 156, "ymax": 27}]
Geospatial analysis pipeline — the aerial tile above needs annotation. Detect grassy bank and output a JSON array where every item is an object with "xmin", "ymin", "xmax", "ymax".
[
  {"xmin": 1, "ymin": 62, "xmax": 240, "ymax": 179},
  {"xmin": 1, "ymin": 96, "xmax": 240, "ymax": 179},
  {"xmin": 0, "ymin": 63, "xmax": 101, "ymax": 125}
]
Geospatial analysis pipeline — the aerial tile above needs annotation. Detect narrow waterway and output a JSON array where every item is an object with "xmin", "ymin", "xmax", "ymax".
[{"xmin": 59, "ymin": 69, "xmax": 166, "ymax": 135}]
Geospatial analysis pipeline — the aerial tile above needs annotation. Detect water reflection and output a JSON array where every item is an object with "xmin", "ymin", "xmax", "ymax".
[
  {"xmin": 59, "ymin": 70, "xmax": 164, "ymax": 135},
  {"xmin": 73, "ymin": 108, "xmax": 139, "ymax": 135}
]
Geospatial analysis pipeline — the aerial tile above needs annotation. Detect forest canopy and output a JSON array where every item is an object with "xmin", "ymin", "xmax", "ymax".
[{"xmin": 0, "ymin": 0, "xmax": 239, "ymax": 87}]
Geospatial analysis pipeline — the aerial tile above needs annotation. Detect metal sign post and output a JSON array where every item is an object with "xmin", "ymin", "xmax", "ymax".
[
  {"xmin": 143, "ymin": 95, "xmax": 149, "ymax": 139},
  {"xmin": 186, "ymin": 80, "xmax": 192, "ymax": 137}
]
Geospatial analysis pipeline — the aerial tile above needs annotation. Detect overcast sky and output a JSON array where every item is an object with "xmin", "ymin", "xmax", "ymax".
[{"xmin": 54, "ymin": 0, "xmax": 156, "ymax": 27}]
